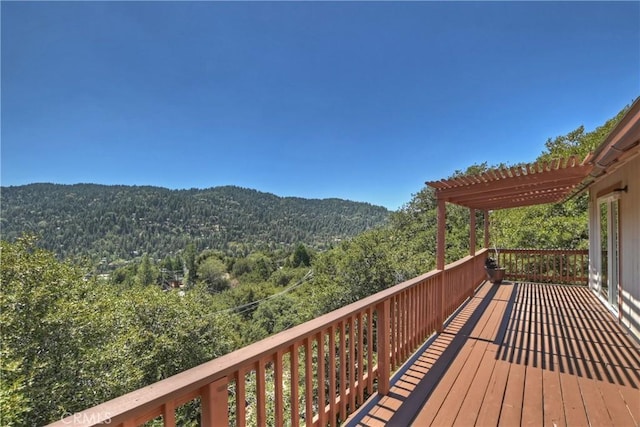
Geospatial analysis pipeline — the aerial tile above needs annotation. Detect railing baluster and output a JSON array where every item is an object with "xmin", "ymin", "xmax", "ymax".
[
  {"xmin": 366, "ymin": 307, "xmax": 374, "ymax": 395},
  {"xmin": 305, "ymin": 337, "xmax": 313, "ymax": 427},
  {"xmin": 317, "ymin": 330, "xmax": 326, "ymax": 426},
  {"xmin": 376, "ymin": 299, "xmax": 391, "ymax": 396},
  {"xmin": 257, "ymin": 359, "xmax": 267, "ymax": 427},
  {"xmin": 275, "ymin": 350, "xmax": 284, "ymax": 427},
  {"xmin": 357, "ymin": 312, "xmax": 365, "ymax": 406},
  {"xmin": 328, "ymin": 324, "xmax": 337, "ymax": 427},
  {"xmin": 291, "ymin": 343, "xmax": 300, "ymax": 427},
  {"xmin": 201, "ymin": 377, "xmax": 228, "ymax": 427},
  {"xmin": 339, "ymin": 320, "xmax": 347, "ymax": 421},
  {"xmin": 399, "ymin": 293, "xmax": 405, "ymax": 362},
  {"xmin": 417, "ymin": 280, "xmax": 424, "ymax": 341},
  {"xmin": 438, "ymin": 270, "xmax": 445, "ymax": 333},
  {"xmin": 412, "ymin": 285, "xmax": 419, "ymax": 347},
  {"xmin": 236, "ymin": 369, "xmax": 246, "ymax": 427},
  {"xmin": 162, "ymin": 402, "xmax": 175, "ymax": 427},
  {"xmin": 390, "ymin": 295, "xmax": 397, "ymax": 368},
  {"xmin": 348, "ymin": 316, "xmax": 356, "ymax": 412}
]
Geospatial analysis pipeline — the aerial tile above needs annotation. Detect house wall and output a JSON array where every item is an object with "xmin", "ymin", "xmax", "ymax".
[{"xmin": 589, "ymin": 154, "xmax": 640, "ymax": 342}]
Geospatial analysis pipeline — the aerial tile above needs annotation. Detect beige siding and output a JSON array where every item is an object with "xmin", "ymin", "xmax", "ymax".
[{"xmin": 589, "ymin": 154, "xmax": 640, "ymax": 342}]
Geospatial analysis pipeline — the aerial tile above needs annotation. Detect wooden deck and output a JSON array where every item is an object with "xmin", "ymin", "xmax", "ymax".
[{"xmin": 348, "ymin": 281, "xmax": 640, "ymax": 427}]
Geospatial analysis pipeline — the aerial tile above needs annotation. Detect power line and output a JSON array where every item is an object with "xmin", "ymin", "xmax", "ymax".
[{"xmin": 211, "ymin": 270, "xmax": 313, "ymax": 316}]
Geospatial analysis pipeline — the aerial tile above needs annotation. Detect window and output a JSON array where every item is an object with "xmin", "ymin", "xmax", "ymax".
[{"xmin": 598, "ymin": 196, "xmax": 620, "ymax": 311}]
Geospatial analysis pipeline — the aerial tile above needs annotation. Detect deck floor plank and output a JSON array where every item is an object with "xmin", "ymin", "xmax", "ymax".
[
  {"xmin": 439, "ymin": 294, "xmax": 508, "ymax": 426},
  {"xmin": 618, "ymin": 385, "xmax": 640, "ymax": 425},
  {"xmin": 453, "ymin": 295, "xmax": 510, "ymax": 427},
  {"xmin": 407, "ymin": 288, "xmax": 500, "ymax": 427},
  {"xmin": 409, "ymin": 339, "xmax": 477, "ymax": 426},
  {"xmin": 542, "ymin": 356, "xmax": 567, "ymax": 427},
  {"xmin": 453, "ymin": 347, "xmax": 499, "ymax": 427},
  {"xmin": 474, "ymin": 355, "xmax": 511, "ymax": 427},
  {"xmin": 574, "ymin": 358, "xmax": 616, "ymax": 427},
  {"xmin": 521, "ymin": 289, "xmax": 544, "ymax": 426},
  {"xmin": 430, "ymin": 339, "xmax": 488, "ymax": 426},
  {"xmin": 498, "ymin": 361, "xmax": 526, "ymax": 426},
  {"xmin": 597, "ymin": 363, "xmax": 639, "ymax": 427},
  {"xmin": 558, "ymin": 368, "xmax": 589, "ymax": 427},
  {"xmin": 521, "ymin": 364, "xmax": 543, "ymax": 426}
]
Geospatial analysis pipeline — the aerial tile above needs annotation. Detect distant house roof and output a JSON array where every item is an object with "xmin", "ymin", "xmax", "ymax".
[{"xmin": 426, "ymin": 97, "xmax": 640, "ymax": 210}]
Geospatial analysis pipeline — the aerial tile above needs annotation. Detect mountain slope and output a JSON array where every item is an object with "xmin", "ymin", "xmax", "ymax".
[{"xmin": 1, "ymin": 183, "xmax": 389, "ymax": 261}]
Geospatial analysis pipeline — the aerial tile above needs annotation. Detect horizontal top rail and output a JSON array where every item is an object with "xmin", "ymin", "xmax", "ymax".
[{"xmin": 495, "ymin": 248, "xmax": 588, "ymax": 254}]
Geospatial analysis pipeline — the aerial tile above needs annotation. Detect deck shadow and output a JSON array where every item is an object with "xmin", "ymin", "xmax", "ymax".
[
  {"xmin": 346, "ymin": 281, "xmax": 502, "ymax": 427},
  {"xmin": 495, "ymin": 283, "xmax": 640, "ymax": 388},
  {"xmin": 347, "ymin": 282, "xmax": 640, "ymax": 427}
]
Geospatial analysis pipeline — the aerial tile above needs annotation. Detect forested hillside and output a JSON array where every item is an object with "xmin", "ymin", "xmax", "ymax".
[{"xmin": 0, "ymin": 184, "xmax": 389, "ymax": 262}]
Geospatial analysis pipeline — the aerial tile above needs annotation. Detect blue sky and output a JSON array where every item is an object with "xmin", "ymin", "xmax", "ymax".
[{"xmin": 2, "ymin": 1, "xmax": 638, "ymax": 210}]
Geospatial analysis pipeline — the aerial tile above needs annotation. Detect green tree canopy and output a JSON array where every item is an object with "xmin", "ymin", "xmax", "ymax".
[
  {"xmin": 291, "ymin": 243, "xmax": 311, "ymax": 268},
  {"xmin": 0, "ymin": 237, "xmax": 238, "ymax": 425},
  {"xmin": 136, "ymin": 253, "xmax": 158, "ymax": 286},
  {"xmin": 197, "ymin": 256, "xmax": 230, "ymax": 293}
]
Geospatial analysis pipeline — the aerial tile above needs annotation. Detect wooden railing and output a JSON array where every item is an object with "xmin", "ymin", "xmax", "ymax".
[
  {"xmin": 493, "ymin": 248, "xmax": 589, "ymax": 285},
  {"xmin": 50, "ymin": 250, "xmax": 488, "ymax": 427}
]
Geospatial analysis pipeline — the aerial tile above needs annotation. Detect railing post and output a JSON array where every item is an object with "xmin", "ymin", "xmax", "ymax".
[
  {"xmin": 437, "ymin": 270, "xmax": 445, "ymax": 333},
  {"xmin": 201, "ymin": 377, "xmax": 228, "ymax": 427},
  {"xmin": 376, "ymin": 300, "xmax": 391, "ymax": 396}
]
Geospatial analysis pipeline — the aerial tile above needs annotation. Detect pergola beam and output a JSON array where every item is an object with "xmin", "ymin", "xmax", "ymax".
[
  {"xmin": 436, "ymin": 175, "xmax": 587, "ymax": 203},
  {"xmin": 427, "ymin": 156, "xmax": 592, "ymax": 211}
]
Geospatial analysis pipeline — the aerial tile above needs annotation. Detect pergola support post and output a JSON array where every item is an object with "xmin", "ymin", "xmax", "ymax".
[
  {"xmin": 468, "ymin": 208, "xmax": 476, "ymax": 298},
  {"xmin": 437, "ymin": 198, "xmax": 446, "ymax": 333},
  {"xmin": 470, "ymin": 208, "xmax": 476, "ymax": 256},
  {"xmin": 483, "ymin": 210, "xmax": 490, "ymax": 249}
]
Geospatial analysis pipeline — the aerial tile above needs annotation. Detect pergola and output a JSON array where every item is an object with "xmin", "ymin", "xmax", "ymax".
[
  {"xmin": 426, "ymin": 97, "xmax": 640, "ymax": 271},
  {"xmin": 425, "ymin": 155, "xmax": 594, "ymax": 270}
]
